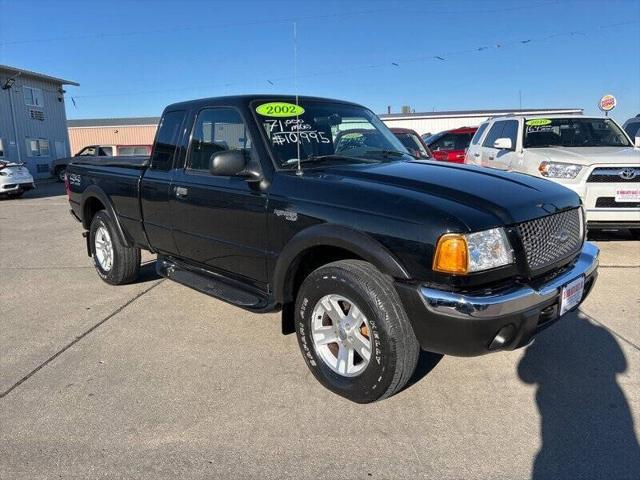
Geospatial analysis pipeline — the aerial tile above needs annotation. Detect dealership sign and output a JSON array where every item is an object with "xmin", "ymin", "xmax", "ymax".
[{"xmin": 598, "ymin": 94, "xmax": 617, "ymax": 112}]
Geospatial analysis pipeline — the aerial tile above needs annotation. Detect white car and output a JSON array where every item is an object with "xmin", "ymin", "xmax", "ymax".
[
  {"xmin": 465, "ymin": 115, "xmax": 640, "ymax": 233},
  {"xmin": 0, "ymin": 161, "xmax": 35, "ymax": 198}
]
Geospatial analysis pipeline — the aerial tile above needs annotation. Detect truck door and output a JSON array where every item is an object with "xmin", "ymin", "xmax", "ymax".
[
  {"xmin": 481, "ymin": 120, "xmax": 507, "ymax": 169},
  {"xmin": 169, "ymin": 107, "xmax": 268, "ymax": 285},
  {"xmin": 492, "ymin": 120, "xmax": 519, "ymax": 170},
  {"xmin": 140, "ymin": 110, "xmax": 186, "ymax": 255}
]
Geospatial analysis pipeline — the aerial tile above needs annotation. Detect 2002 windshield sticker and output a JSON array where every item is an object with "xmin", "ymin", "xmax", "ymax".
[{"xmin": 264, "ymin": 119, "xmax": 332, "ymax": 146}]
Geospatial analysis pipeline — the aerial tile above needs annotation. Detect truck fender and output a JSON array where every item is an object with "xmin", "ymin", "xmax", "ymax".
[
  {"xmin": 272, "ymin": 224, "xmax": 411, "ymax": 304},
  {"xmin": 80, "ymin": 185, "xmax": 133, "ymax": 247}
]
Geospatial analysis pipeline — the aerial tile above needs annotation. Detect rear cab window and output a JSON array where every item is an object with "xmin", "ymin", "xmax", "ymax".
[{"xmin": 150, "ymin": 110, "xmax": 186, "ymax": 171}]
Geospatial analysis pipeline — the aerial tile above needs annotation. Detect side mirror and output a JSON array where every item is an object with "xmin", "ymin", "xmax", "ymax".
[
  {"xmin": 209, "ymin": 150, "xmax": 248, "ymax": 176},
  {"xmin": 635, "ymin": 136, "xmax": 640, "ymax": 148},
  {"xmin": 209, "ymin": 149, "xmax": 262, "ymax": 182},
  {"xmin": 493, "ymin": 138, "xmax": 513, "ymax": 150}
]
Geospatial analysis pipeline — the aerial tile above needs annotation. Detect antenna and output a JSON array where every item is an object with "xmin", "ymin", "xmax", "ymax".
[{"xmin": 294, "ymin": 21, "xmax": 302, "ymax": 176}]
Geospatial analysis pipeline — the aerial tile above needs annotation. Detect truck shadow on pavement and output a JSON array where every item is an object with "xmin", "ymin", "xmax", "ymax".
[{"xmin": 518, "ymin": 311, "xmax": 640, "ymax": 480}]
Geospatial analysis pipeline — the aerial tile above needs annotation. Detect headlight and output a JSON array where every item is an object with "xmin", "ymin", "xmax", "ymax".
[
  {"xmin": 538, "ymin": 161, "xmax": 582, "ymax": 179},
  {"xmin": 433, "ymin": 228, "xmax": 514, "ymax": 274}
]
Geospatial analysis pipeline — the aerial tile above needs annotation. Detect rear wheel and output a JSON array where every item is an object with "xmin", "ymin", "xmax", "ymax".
[
  {"xmin": 55, "ymin": 167, "xmax": 66, "ymax": 182},
  {"xmin": 295, "ymin": 259, "xmax": 419, "ymax": 403},
  {"xmin": 89, "ymin": 210, "xmax": 140, "ymax": 285}
]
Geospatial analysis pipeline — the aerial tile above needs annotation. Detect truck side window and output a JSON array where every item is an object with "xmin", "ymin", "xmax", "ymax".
[
  {"xmin": 150, "ymin": 110, "xmax": 186, "ymax": 171},
  {"xmin": 187, "ymin": 108, "xmax": 252, "ymax": 172},
  {"xmin": 500, "ymin": 120, "xmax": 518, "ymax": 149},
  {"xmin": 471, "ymin": 123, "xmax": 488, "ymax": 145},
  {"xmin": 482, "ymin": 121, "xmax": 506, "ymax": 147}
]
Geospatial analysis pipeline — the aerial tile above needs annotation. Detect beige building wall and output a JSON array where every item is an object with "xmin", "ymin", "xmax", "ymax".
[{"xmin": 68, "ymin": 125, "xmax": 158, "ymax": 154}]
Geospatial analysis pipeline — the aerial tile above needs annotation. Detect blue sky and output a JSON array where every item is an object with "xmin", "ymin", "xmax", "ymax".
[{"xmin": 1, "ymin": 0, "xmax": 638, "ymax": 123}]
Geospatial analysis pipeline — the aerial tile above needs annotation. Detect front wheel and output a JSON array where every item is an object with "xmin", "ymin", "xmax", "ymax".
[
  {"xmin": 89, "ymin": 210, "xmax": 140, "ymax": 285},
  {"xmin": 295, "ymin": 260, "xmax": 419, "ymax": 403}
]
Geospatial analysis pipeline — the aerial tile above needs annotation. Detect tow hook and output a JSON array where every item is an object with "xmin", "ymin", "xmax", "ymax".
[{"xmin": 82, "ymin": 231, "xmax": 91, "ymax": 257}]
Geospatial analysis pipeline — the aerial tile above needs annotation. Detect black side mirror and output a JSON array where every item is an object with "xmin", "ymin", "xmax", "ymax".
[
  {"xmin": 209, "ymin": 150, "xmax": 247, "ymax": 176},
  {"xmin": 209, "ymin": 150, "xmax": 261, "ymax": 182}
]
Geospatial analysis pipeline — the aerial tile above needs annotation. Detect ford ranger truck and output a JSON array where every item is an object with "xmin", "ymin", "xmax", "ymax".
[{"xmin": 66, "ymin": 95, "xmax": 599, "ymax": 403}]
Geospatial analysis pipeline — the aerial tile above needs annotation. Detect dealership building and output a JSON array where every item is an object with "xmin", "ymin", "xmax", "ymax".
[
  {"xmin": 379, "ymin": 108, "xmax": 583, "ymax": 137},
  {"xmin": 0, "ymin": 64, "xmax": 78, "ymax": 178}
]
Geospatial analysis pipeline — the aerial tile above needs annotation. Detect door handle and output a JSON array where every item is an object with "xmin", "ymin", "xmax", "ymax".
[
  {"xmin": 489, "ymin": 156, "xmax": 494, "ymax": 160},
  {"xmin": 473, "ymin": 153, "xmax": 480, "ymax": 157},
  {"xmin": 175, "ymin": 186, "xmax": 188, "ymax": 198}
]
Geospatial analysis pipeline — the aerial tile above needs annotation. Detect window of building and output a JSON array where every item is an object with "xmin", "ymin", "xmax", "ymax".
[
  {"xmin": 25, "ymin": 138, "xmax": 50, "ymax": 157},
  {"xmin": 23, "ymin": 86, "xmax": 44, "ymax": 107},
  {"xmin": 187, "ymin": 108, "xmax": 252, "ymax": 172}
]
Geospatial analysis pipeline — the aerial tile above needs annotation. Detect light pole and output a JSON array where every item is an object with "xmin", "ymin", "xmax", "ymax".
[{"xmin": 2, "ymin": 74, "xmax": 22, "ymax": 164}]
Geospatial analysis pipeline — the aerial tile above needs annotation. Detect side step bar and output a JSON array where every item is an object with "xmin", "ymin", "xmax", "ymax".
[{"xmin": 156, "ymin": 256, "xmax": 272, "ymax": 312}]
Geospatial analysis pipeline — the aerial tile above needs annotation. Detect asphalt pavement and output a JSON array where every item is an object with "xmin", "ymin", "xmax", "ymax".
[{"xmin": 1, "ymin": 182, "xmax": 639, "ymax": 480}]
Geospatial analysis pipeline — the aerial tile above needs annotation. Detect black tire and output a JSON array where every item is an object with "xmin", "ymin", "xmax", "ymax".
[
  {"xmin": 295, "ymin": 259, "xmax": 419, "ymax": 403},
  {"xmin": 89, "ymin": 210, "xmax": 140, "ymax": 285},
  {"xmin": 55, "ymin": 167, "xmax": 66, "ymax": 182},
  {"xmin": 630, "ymin": 229, "xmax": 640, "ymax": 239},
  {"xmin": 7, "ymin": 190, "xmax": 24, "ymax": 198}
]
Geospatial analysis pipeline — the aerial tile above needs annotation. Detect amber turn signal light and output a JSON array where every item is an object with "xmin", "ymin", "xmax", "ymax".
[{"xmin": 433, "ymin": 234, "xmax": 468, "ymax": 274}]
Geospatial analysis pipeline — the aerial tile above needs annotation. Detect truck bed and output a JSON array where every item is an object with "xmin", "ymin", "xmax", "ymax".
[{"xmin": 70, "ymin": 155, "xmax": 150, "ymax": 169}]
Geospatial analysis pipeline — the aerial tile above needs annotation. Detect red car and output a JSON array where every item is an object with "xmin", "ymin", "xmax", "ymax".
[
  {"xmin": 390, "ymin": 128, "xmax": 431, "ymax": 159},
  {"xmin": 425, "ymin": 127, "xmax": 477, "ymax": 163}
]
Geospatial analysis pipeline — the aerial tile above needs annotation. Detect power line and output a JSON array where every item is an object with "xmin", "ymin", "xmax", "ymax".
[
  {"xmin": 60, "ymin": 18, "xmax": 638, "ymax": 105},
  {"xmin": 0, "ymin": 1, "xmax": 560, "ymax": 47}
]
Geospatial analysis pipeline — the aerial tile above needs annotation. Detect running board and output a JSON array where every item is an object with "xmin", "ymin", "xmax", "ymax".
[{"xmin": 156, "ymin": 256, "xmax": 271, "ymax": 311}]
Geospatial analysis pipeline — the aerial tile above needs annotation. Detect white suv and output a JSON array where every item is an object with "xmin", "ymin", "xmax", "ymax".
[{"xmin": 465, "ymin": 115, "xmax": 640, "ymax": 232}]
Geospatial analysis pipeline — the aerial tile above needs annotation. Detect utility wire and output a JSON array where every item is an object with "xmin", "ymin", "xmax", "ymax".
[
  {"xmin": 0, "ymin": 1, "xmax": 561, "ymax": 47},
  {"xmin": 63, "ymin": 18, "xmax": 637, "ymax": 104}
]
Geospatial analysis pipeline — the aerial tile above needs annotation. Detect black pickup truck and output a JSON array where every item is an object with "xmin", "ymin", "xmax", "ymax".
[{"xmin": 67, "ymin": 95, "xmax": 599, "ymax": 403}]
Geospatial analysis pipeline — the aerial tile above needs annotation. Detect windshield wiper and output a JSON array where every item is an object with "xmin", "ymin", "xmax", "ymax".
[
  {"xmin": 284, "ymin": 154, "xmax": 374, "ymax": 167},
  {"xmin": 362, "ymin": 149, "xmax": 412, "ymax": 159}
]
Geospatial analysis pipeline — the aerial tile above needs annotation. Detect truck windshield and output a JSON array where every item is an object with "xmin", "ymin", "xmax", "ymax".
[
  {"xmin": 255, "ymin": 100, "xmax": 413, "ymax": 168},
  {"xmin": 523, "ymin": 117, "xmax": 631, "ymax": 148}
]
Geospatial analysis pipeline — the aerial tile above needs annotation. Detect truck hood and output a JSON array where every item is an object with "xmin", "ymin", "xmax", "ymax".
[
  {"xmin": 526, "ymin": 146, "xmax": 640, "ymax": 165},
  {"xmin": 322, "ymin": 160, "xmax": 580, "ymax": 229}
]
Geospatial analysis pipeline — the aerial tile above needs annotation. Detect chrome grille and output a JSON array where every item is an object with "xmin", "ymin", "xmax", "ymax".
[
  {"xmin": 517, "ymin": 208, "xmax": 583, "ymax": 272},
  {"xmin": 587, "ymin": 167, "xmax": 640, "ymax": 183}
]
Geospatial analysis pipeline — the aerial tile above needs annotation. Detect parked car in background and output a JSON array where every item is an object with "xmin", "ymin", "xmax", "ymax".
[
  {"xmin": 465, "ymin": 115, "xmax": 640, "ymax": 233},
  {"xmin": 0, "ymin": 161, "xmax": 35, "ymax": 198},
  {"xmin": 50, "ymin": 144, "xmax": 152, "ymax": 181},
  {"xmin": 390, "ymin": 128, "xmax": 431, "ymax": 158},
  {"xmin": 622, "ymin": 115, "xmax": 640, "ymax": 144},
  {"xmin": 425, "ymin": 127, "xmax": 477, "ymax": 163},
  {"xmin": 66, "ymin": 95, "xmax": 598, "ymax": 402}
]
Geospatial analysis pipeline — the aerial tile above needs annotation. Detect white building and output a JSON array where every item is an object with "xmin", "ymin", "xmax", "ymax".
[{"xmin": 379, "ymin": 108, "xmax": 583, "ymax": 137}]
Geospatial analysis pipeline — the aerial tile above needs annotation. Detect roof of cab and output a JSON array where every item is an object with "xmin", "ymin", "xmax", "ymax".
[{"xmin": 164, "ymin": 94, "xmax": 365, "ymax": 111}]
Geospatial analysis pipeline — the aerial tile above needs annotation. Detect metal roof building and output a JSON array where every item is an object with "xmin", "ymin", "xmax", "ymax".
[
  {"xmin": 379, "ymin": 108, "xmax": 584, "ymax": 136},
  {"xmin": 67, "ymin": 116, "xmax": 159, "ymax": 155},
  {"xmin": 0, "ymin": 64, "xmax": 78, "ymax": 178}
]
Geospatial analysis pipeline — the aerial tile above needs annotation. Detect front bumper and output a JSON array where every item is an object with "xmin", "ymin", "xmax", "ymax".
[
  {"xmin": 0, "ymin": 181, "xmax": 35, "ymax": 193},
  {"xmin": 396, "ymin": 242, "xmax": 599, "ymax": 356},
  {"xmin": 560, "ymin": 176, "xmax": 640, "ymax": 228}
]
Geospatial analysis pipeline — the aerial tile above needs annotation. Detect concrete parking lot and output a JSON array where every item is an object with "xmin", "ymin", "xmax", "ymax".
[{"xmin": 1, "ymin": 182, "xmax": 639, "ymax": 480}]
